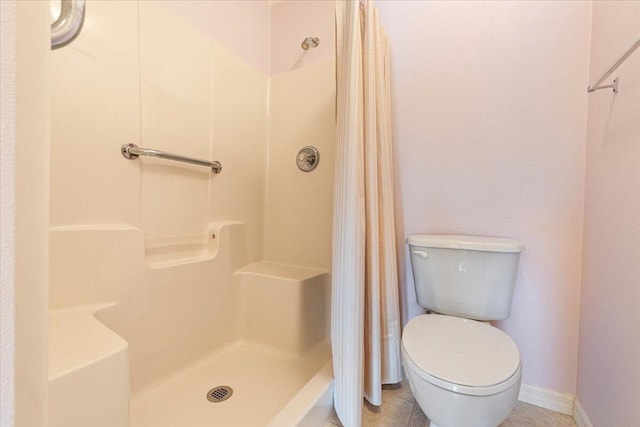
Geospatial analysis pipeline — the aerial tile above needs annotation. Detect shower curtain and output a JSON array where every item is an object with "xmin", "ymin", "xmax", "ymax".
[{"xmin": 332, "ymin": 1, "xmax": 402, "ymax": 425}]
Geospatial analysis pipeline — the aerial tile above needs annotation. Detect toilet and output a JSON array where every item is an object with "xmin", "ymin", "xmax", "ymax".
[{"xmin": 402, "ymin": 234, "xmax": 525, "ymax": 427}]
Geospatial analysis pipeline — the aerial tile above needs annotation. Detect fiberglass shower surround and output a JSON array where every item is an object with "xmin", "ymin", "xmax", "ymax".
[{"xmin": 48, "ymin": 0, "xmax": 337, "ymax": 426}]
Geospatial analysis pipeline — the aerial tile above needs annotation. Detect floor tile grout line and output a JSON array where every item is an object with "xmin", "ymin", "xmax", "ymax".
[{"xmin": 408, "ymin": 402, "xmax": 417, "ymax": 425}]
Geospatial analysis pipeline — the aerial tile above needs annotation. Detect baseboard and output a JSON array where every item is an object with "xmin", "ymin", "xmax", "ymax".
[
  {"xmin": 573, "ymin": 398, "xmax": 594, "ymax": 427},
  {"xmin": 517, "ymin": 383, "xmax": 575, "ymax": 416}
]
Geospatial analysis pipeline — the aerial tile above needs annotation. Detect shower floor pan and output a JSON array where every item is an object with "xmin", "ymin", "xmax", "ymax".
[{"xmin": 130, "ymin": 340, "xmax": 331, "ymax": 427}]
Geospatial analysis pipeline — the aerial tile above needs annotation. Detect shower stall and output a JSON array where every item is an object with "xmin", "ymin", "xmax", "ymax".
[{"xmin": 48, "ymin": 1, "xmax": 336, "ymax": 426}]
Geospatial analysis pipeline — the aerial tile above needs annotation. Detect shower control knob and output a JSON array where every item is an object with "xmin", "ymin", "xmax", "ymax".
[{"xmin": 296, "ymin": 146, "xmax": 320, "ymax": 172}]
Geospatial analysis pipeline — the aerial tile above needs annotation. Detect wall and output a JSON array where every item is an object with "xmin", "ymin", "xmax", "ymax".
[
  {"xmin": 50, "ymin": 0, "xmax": 269, "ymax": 264},
  {"xmin": 159, "ymin": 0, "xmax": 271, "ymax": 75},
  {"xmin": 15, "ymin": 0, "xmax": 51, "ymax": 420},
  {"xmin": 1, "ymin": 2, "xmax": 17, "ymax": 424},
  {"xmin": 0, "ymin": 1, "xmax": 51, "ymax": 425},
  {"xmin": 263, "ymin": 0, "xmax": 336, "ymax": 270},
  {"xmin": 577, "ymin": 2, "xmax": 640, "ymax": 425},
  {"xmin": 270, "ymin": 0, "xmax": 335, "ymax": 76},
  {"xmin": 375, "ymin": 0, "xmax": 591, "ymax": 394}
]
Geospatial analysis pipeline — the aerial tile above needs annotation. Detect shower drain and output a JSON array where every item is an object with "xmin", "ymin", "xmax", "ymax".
[{"xmin": 206, "ymin": 385, "xmax": 233, "ymax": 403}]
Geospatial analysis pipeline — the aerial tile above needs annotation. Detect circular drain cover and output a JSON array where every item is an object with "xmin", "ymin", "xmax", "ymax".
[{"xmin": 206, "ymin": 386, "xmax": 233, "ymax": 403}]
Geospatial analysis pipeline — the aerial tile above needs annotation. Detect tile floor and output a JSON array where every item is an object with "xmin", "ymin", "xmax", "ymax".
[{"xmin": 326, "ymin": 380, "xmax": 576, "ymax": 427}]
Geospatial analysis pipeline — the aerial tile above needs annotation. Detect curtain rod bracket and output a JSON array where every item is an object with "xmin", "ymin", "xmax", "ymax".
[{"xmin": 587, "ymin": 77, "xmax": 618, "ymax": 94}]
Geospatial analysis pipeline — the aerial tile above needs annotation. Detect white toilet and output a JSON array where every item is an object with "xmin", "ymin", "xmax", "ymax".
[{"xmin": 402, "ymin": 234, "xmax": 525, "ymax": 427}]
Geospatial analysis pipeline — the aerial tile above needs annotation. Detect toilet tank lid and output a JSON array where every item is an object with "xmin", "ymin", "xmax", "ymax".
[{"xmin": 407, "ymin": 234, "xmax": 524, "ymax": 253}]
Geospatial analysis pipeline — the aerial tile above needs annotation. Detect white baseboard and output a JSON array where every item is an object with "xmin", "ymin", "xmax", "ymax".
[
  {"xmin": 517, "ymin": 383, "xmax": 575, "ymax": 416},
  {"xmin": 573, "ymin": 398, "xmax": 594, "ymax": 427}
]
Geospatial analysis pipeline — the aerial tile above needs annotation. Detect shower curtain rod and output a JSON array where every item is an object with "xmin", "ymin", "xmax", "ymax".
[
  {"xmin": 121, "ymin": 144, "xmax": 222, "ymax": 174},
  {"xmin": 587, "ymin": 35, "xmax": 640, "ymax": 93}
]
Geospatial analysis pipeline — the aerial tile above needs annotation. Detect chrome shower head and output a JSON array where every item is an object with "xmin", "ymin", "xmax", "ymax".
[{"xmin": 301, "ymin": 37, "xmax": 320, "ymax": 50}]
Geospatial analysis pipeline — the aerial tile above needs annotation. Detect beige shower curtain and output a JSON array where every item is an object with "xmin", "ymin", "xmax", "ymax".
[{"xmin": 332, "ymin": 1, "xmax": 402, "ymax": 425}]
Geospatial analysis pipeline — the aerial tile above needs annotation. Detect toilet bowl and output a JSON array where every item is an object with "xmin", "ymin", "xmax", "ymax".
[{"xmin": 402, "ymin": 314, "xmax": 521, "ymax": 427}]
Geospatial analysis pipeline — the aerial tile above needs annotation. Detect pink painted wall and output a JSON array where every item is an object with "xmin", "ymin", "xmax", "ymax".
[
  {"xmin": 375, "ymin": 0, "xmax": 591, "ymax": 394},
  {"xmin": 270, "ymin": 0, "xmax": 335, "ymax": 75},
  {"xmin": 577, "ymin": 2, "xmax": 640, "ymax": 425},
  {"xmin": 161, "ymin": 0, "xmax": 335, "ymax": 76},
  {"xmin": 159, "ymin": 0, "xmax": 271, "ymax": 75}
]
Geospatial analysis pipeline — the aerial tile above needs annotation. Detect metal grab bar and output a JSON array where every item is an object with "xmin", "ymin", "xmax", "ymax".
[
  {"xmin": 588, "ymin": 36, "xmax": 640, "ymax": 93},
  {"xmin": 51, "ymin": 0, "xmax": 86, "ymax": 49},
  {"xmin": 121, "ymin": 144, "xmax": 222, "ymax": 174}
]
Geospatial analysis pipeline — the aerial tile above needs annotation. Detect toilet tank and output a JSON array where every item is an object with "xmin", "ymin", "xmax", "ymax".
[{"xmin": 407, "ymin": 235, "xmax": 524, "ymax": 321}]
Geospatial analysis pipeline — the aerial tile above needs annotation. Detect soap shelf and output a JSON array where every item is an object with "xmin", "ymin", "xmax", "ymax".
[{"xmin": 145, "ymin": 233, "xmax": 218, "ymax": 268}]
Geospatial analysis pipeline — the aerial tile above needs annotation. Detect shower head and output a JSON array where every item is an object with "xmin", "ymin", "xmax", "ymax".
[{"xmin": 301, "ymin": 37, "xmax": 320, "ymax": 50}]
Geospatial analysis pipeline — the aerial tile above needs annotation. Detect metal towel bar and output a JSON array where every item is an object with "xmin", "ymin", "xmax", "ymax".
[{"xmin": 121, "ymin": 144, "xmax": 222, "ymax": 174}]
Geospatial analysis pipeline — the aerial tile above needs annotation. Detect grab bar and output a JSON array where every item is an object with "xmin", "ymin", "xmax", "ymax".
[
  {"xmin": 51, "ymin": 0, "xmax": 86, "ymax": 49},
  {"xmin": 121, "ymin": 144, "xmax": 222, "ymax": 174}
]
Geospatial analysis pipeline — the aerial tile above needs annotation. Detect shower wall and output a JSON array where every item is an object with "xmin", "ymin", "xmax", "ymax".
[
  {"xmin": 51, "ymin": 0, "xmax": 269, "ymax": 263},
  {"xmin": 264, "ymin": 0, "xmax": 336, "ymax": 270},
  {"xmin": 7, "ymin": 2, "xmax": 51, "ymax": 425},
  {"xmin": 51, "ymin": 0, "xmax": 336, "ymax": 271}
]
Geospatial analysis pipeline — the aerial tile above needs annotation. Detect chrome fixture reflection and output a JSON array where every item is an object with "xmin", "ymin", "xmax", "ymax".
[
  {"xmin": 121, "ymin": 143, "xmax": 222, "ymax": 174},
  {"xmin": 51, "ymin": 0, "xmax": 86, "ymax": 49},
  {"xmin": 301, "ymin": 37, "xmax": 320, "ymax": 50},
  {"xmin": 296, "ymin": 146, "xmax": 319, "ymax": 172}
]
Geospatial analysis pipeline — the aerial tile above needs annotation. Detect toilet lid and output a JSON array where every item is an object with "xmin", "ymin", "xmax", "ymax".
[{"xmin": 402, "ymin": 314, "xmax": 520, "ymax": 390}]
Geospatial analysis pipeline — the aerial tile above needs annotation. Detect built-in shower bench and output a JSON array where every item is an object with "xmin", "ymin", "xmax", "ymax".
[
  {"xmin": 234, "ymin": 261, "xmax": 330, "ymax": 354},
  {"xmin": 48, "ymin": 305, "xmax": 129, "ymax": 427}
]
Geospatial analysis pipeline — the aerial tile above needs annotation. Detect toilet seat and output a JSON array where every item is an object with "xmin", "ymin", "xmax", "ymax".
[{"xmin": 402, "ymin": 314, "xmax": 521, "ymax": 396}]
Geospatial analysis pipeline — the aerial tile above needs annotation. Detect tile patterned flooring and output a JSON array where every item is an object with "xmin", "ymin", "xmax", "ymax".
[{"xmin": 326, "ymin": 380, "xmax": 576, "ymax": 427}]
